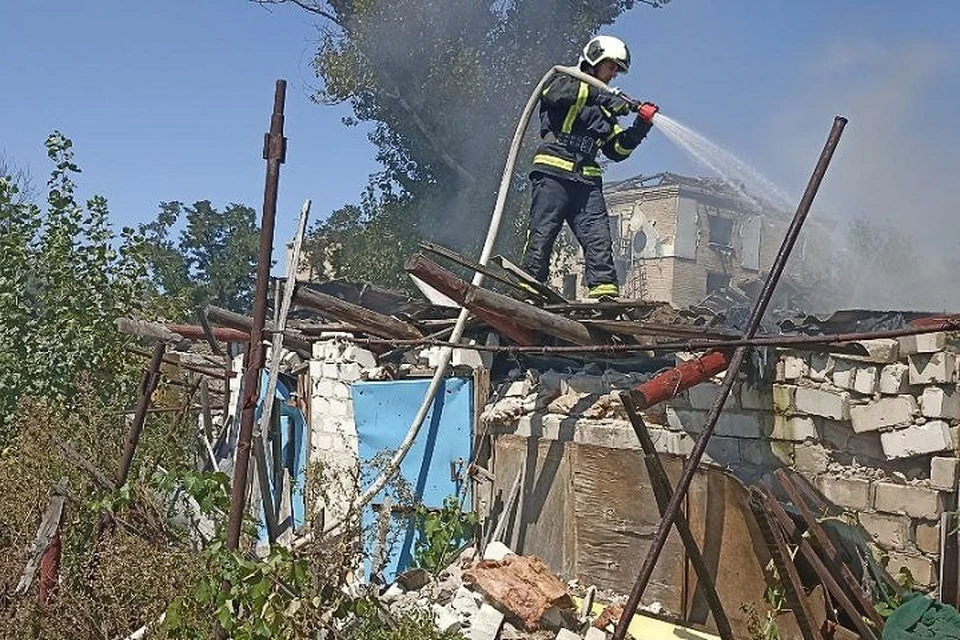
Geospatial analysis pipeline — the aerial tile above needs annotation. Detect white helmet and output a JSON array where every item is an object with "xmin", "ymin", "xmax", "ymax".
[{"xmin": 579, "ymin": 35, "xmax": 631, "ymax": 73}]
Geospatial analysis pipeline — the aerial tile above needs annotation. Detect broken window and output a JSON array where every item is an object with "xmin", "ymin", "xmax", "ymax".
[
  {"xmin": 707, "ymin": 214, "xmax": 734, "ymax": 248},
  {"xmin": 706, "ymin": 271, "xmax": 731, "ymax": 294}
]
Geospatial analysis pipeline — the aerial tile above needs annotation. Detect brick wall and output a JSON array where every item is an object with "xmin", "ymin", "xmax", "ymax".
[{"xmin": 481, "ymin": 333, "xmax": 960, "ymax": 589}]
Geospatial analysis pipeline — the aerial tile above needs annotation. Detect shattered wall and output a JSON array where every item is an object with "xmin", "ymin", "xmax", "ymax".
[{"xmin": 480, "ymin": 332, "xmax": 960, "ymax": 595}]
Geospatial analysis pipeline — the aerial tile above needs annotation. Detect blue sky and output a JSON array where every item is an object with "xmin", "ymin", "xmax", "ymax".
[{"xmin": 3, "ymin": 1, "xmax": 958, "ymax": 272}]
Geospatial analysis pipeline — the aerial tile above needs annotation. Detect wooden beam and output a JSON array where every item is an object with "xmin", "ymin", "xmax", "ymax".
[
  {"xmin": 464, "ymin": 286, "xmax": 594, "ymax": 346},
  {"xmin": 405, "ymin": 253, "xmax": 537, "ymax": 345},
  {"xmin": 292, "ymin": 285, "xmax": 422, "ymax": 341},
  {"xmin": 117, "ymin": 343, "xmax": 166, "ymax": 487},
  {"xmin": 205, "ymin": 305, "xmax": 312, "ymax": 356},
  {"xmin": 620, "ymin": 394, "xmax": 735, "ymax": 640},
  {"xmin": 16, "ymin": 490, "xmax": 66, "ymax": 596},
  {"xmin": 116, "ymin": 318, "xmax": 183, "ymax": 343},
  {"xmin": 774, "ymin": 471, "xmax": 885, "ymax": 630},
  {"xmin": 748, "ymin": 487, "xmax": 823, "ymax": 640},
  {"xmin": 764, "ymin": 486, "xmax": 877, "ymax": 640}
]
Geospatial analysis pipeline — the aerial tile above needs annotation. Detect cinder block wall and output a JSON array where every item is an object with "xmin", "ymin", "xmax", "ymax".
[{"xmin": 481, "ymin": 333, "xmax": 960, "ymax": 590}]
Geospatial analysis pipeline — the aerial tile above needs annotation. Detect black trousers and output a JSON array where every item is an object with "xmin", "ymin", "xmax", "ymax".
[{"xmin": 521, "ymin": 172, "xmax": 617, "ymax": 289}]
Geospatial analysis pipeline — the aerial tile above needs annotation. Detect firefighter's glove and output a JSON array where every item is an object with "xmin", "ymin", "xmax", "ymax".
[
  {"xmin": 637, "ymin": 102, "xmax": 659, "ymax": 123},
  {"xmin": 598, "ymin": 91, "xmax": 633, "ymax": 116}
]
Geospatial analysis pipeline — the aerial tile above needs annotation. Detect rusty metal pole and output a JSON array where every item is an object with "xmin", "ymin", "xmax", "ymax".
[
  {"xmin": 225, "ymin": 79, "xmax": 287, "ymax": 552},
  {"xmin": 116, "ymin": 342, "xmax": 166, "ymax": 485},
  {"xmin": 612, "ymin": 116, "xmax": 848, "ymax": 640}
]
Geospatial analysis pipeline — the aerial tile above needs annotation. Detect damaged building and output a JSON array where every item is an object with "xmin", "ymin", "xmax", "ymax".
[{"xmin": 109, "ymin": 170, "xmax": 960, "ymax": 639}]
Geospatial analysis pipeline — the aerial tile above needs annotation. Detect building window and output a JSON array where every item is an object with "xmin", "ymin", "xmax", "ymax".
[
  {"xmin": 706, "ymin": 271, "xmax": 731, "ymax": 294},
  {"xmin": 707, "ymin": 214, "xmax": 734, "ymax": 248}
]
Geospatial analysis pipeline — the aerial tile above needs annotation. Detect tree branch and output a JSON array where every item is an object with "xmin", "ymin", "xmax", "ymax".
[
  {"xmin": 249, "ymin": 0, "xmax": 343, "ymax": 27},
  {"xmin": 378, "ymin": 69, "xmax": 478, "ymax": 187}
]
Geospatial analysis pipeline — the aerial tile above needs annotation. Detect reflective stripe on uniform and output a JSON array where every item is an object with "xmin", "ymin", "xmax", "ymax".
[
  {"xmin": 582, "ymin": 166, "xmax": 603, "ymax": 177},
  {"xmin": 614, "ymin": 140, "xmax": 632, "ymax": 156},
  {"xmin": 561, "ymin": 81, "xmax": 589, "ymax": 134},
  {"xmin": 604, "ymin": 124, "xmax": 624, "ymax": 144},
  {"xmin": 533, "ymin": 153, "xmax": 604, "ymax": 178},
  {"xmin": 533, "ymin": 153, "xmax": 575, "ymax": 172}
]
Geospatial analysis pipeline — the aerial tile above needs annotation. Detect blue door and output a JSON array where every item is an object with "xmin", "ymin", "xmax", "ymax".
[{"xmin": 352, "ymin": 376, "xmax": 473, "ymax": 581}]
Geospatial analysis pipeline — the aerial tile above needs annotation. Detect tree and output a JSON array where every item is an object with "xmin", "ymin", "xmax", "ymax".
[
  {"xmin": 0, "ymin": 151, "xmax": 36, "ymax": 204},
  {"xmin": 0, "ymin": 132, "xmax": 145, "ymax": 443},
  {"xmin": 255, "ymin": 0, "xmax": 659, "ymax": 291},
  {"xmin": 136, "ymin": 200, "xmax": 261, "ymax": 315}
]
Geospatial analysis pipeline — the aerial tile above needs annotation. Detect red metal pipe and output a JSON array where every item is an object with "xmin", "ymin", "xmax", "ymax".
[
  {"xmin": 628, "ymin": 349, "xmax": 732, "ymax": 410},
  {"xmin": 166, "ymin": 323, "xmax": 251, "ymax": 342},
  {"xmin": 39, "ymin": 528, "xmax": 61, "ymax": 606}
]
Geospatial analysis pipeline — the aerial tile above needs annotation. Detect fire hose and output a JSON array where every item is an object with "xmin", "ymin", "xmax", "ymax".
[{"xmin": 315, "ymin": 65, "xmax": 654, "ymax": 537}]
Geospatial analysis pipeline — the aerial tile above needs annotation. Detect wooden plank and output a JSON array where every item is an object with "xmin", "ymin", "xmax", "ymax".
[
  {"xmin": 464, "ymin": 286, "xmax": 593, "ymax": 345},
  {"xmin": 292, "ymin": 285, "xmax": 422, "ymax": 340},
  {"xmin": 747, "ymin": 487, "xmax": 823, "ymax": 640},
  {"xmin": 775, "ymin": 470, "xmax": 885, "ymax": 629},
  {"xmin": 489, "ymin": 254, "xmax": 568, "ymax": 304},
  {"xmin": 621, "ymin": 394, "xmax": 734, "ymax": 640},
  {"xmin": 16, "ymin": 491, "xmax": 66, "ymax": 595},
  {"xmin": 115, "ymin": 317, "xmax": 183, "ymax": 343},
  {"xmin": 420, "ymin": 241, "xmax": 567, "ymax": 305},
  {"xmin": 405, "ymin": 253, "xmax": 538, "ymax": 345},
  {"xmin": 117, "ymin": 342, "xmax": 166, "ymax": 486},
  {"xmin": 570, "ymin": 444, "xmax": 686, "ymax": 610},
  {"xmin": 763, "ymin": 485, "xmax": 877, "ymax": 640}
]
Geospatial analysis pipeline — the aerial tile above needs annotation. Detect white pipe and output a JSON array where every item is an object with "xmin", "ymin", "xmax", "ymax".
[{"xmin": 315, "ymin": 65, "xmax": 623, "ymax": 537}]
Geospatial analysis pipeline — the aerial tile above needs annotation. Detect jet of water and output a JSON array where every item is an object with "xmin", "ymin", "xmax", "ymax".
[{"xmin": 652, "ymin": 113, "xmax": 795, "ymax": 213}]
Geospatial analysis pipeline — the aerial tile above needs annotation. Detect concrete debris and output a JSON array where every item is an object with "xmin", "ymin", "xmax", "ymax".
[
  {"xmin": 464, "ymin": 554, "xmax": 576, "ymax": 630},
  {"xmin": 378, "ymin": 547, "xmax": 629, "ymax": 640}
]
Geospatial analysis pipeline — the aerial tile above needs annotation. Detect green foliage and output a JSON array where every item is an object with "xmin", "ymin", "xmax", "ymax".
[
  {"xmin": 0, "ymin": 132, "xmax": 145, "ymax": 444},
  {"xmin": 299, "ymin": 0, "xmax": 648, "ymax": 290},
  {"xmin": 740, "ymin": 585, "xmax": 784, "ymax": 640},
  {"xmin": 135, "ymin": 199, "xmax": 260, "ymax": 315},
  {"xmin": 412, "ymin": 495, "xmax": 477, "ymax": 576}
]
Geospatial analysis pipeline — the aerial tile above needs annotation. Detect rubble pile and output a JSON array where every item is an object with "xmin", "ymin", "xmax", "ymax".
[{"xmin": 380, "ymin": 543, "xmax": 661, "ymax": 640}]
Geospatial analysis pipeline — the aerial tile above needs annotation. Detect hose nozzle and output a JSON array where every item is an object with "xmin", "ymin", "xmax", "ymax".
[{"xmin": 638, "ymin": 102, "xmax": 659, "ymax": 123}]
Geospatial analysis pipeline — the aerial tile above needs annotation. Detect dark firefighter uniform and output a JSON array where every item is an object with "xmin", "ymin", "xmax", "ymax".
[{"xmin": 521, "ymin": 74, "xmax": 653, "ymax": 296}]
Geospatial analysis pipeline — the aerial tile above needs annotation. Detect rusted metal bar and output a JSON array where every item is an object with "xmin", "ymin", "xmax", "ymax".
[
  {"xmin": 763, "ymin": 484, "xmax": 878, "ymax": 640},
  {"xmin": 406, "ymin": 253, "xmax": 537, "ymax": 345},
  {"xmin": 336, "ymin": 318, "xmax": 960, "ymax": 355},
  {"xmin": 620, "ymin": 393, "xmax": 734, "ymax": 640},
  {"xmin": 775, "ymin": 470, "xmax": 885, "ymax": 629},
  {"xmin": 225, "ymin": 79, "xmax": 287, "ymax": 553},
  {"xmin": 292, "ymin": 285, "xmax": 422, "ymax": 340},
  {"xmin": 748, "ymin": 487, "xmax": 823, "ymax": 640},
  {"xmin": 613, "ymin": 116, "xmax": 848, "ymax": 640},
  {"xmin": 580, "ymin": 318, "xmax": 740, "ymax": 341},
  {"xmin": 117, "ymin": 342, "xmax": 166, "ymax": 486},
  {"xmin": 167, "ymin": 323, "xmax": 251, "ymax": 343}
]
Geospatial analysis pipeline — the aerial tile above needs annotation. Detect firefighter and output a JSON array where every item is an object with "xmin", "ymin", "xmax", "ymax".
[{"xmin": 521, "ymin": 35, "xmax": 658, "ymax": 299}]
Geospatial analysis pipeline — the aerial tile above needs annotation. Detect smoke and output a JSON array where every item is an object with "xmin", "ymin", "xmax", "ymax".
[
  {"xmin": 335, "ymin": 0, "xmax": 613, "ymax": 256},
  {"xmin": 765, "ymin": 38, "xmax": 960, "ymax": 312}
]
